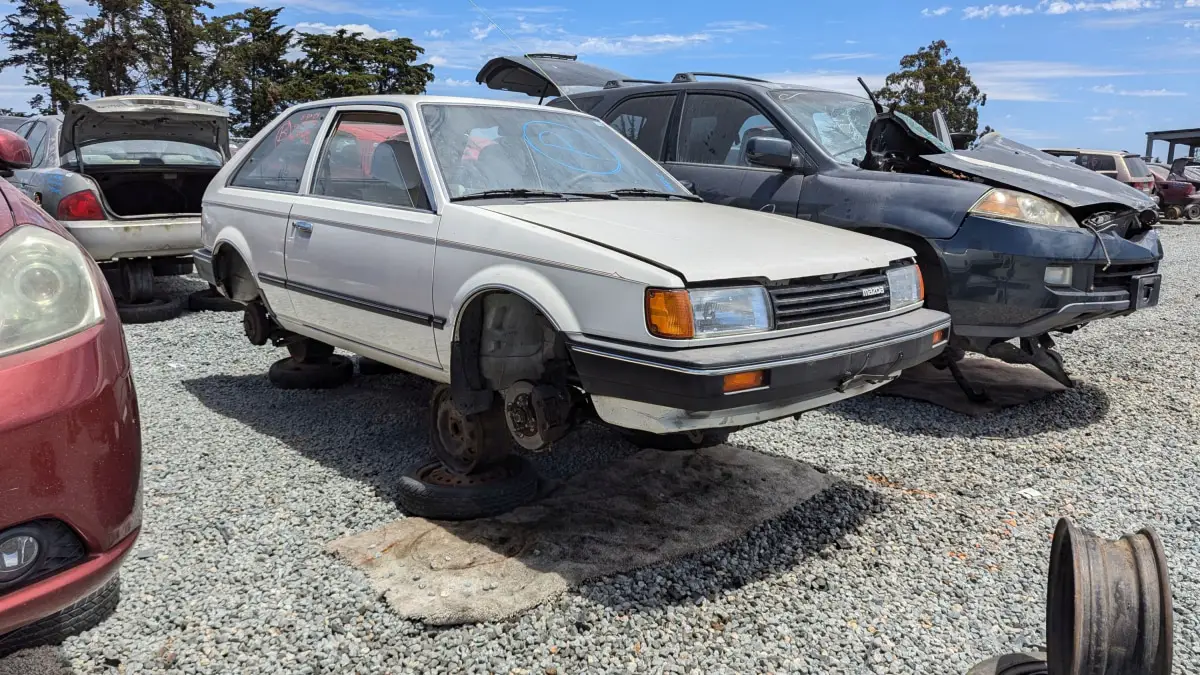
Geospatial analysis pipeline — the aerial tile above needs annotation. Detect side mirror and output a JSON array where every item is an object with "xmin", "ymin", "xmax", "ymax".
[
  {"xmin": 0, "ymin": 129, "xmax": 32, "ymax": 177},
  {"xmin": 745, "ymin": 136, "xmax": 799, "ymax": 170}
]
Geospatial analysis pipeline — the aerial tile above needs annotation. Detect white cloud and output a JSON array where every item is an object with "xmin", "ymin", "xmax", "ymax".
[
  {"xmin": 1185, "ymin": 19, "xmax": 1200, "ymax": 26},
  {"xmin": 1093, "ymin": 83, "xmax": 1186, "ymax": 95},
  {"xmin": 753, "ymin": 71, "xmax": 885, "ymax": 96},
  {"xmin": 470, "ymin": 24, "xmax": 496, "ymax": 40},
  {"xmin": 293, "ymin": 22, "xmax": 398, "ymax": 39},
  {"xmin": 963, "ymin": 4, "xmax": 1036, "ymax": 18},
  {"xmin": 971, "ymin": 60, "xmax": 1143, "ymax": 100},
  {"xmin": 1103, "ymin": 126, "xmax": 1127, "ymax": 132},
  {"xmin": 705, "ymin": 20, "xmax": 768, "ymax": 32},
  {"xmin": 216, "ymin": 0, "xmax": 427, "ymax": 18},
  {"xmin": 845, "ymin": 39, "xmax": 859, "ymax": 44},
  {"xmin": 1087, "ymin": 114, "xmax": 1115, "ymax": 120},
  {"xmin": 1043, "ymin": 0, "xmax": 1159, "ymax": 13},
  {"xmin": 425, "ymin": 29, "xmax": 448, "ymax": 38},
  {"xmin": 922, "ymin": 6, "xmax": 953, "ymax": 15},
  {"xmin": 438, "ymin": 77, "xmax": 475, "ymax": 87},
  {"xmin": 811, "ymin": 52, "xmax": 878, "ymax": 60}
]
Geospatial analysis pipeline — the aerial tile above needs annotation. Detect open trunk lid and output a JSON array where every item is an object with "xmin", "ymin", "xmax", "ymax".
[
  {"xmin": 60, "ymin": 95, "xmax": 230, "ymax": 155},
  {"xmin": 863, "ymin": 111, "xmax": 1157, "ymax": 212},
  {"xmin": 475, "ymin": 53, "xmax": 635, "ymax": 97}
]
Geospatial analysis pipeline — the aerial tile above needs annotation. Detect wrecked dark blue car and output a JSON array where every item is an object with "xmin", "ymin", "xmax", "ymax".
[{"xmin": 477, "ymin": 54, "xmax": 1164, "ymax": 397}]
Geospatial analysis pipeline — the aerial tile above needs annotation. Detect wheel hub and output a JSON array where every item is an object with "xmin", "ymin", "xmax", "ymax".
[{"xmin": 434, "ymin": 399, "xmax": 483, "ymax": 474}]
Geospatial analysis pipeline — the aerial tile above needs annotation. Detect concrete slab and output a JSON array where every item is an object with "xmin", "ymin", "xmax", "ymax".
[{"xmin": 329, "ymin": 445, "xmax": 833, "ymax": 626}]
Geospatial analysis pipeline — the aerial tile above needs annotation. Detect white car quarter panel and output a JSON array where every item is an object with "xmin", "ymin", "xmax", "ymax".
[{"xmin": 432, "ymin": 204, "xmax": 679, "ymax": 357}]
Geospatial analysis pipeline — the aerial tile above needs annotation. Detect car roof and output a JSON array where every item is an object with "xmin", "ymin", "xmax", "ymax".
[
  {"xmin": 288, "ymin": 94, "xmax": 587, "ymax": 114},
  {"xmin": 571, "ymin": 78, "xmax": 864, "ymax": 101}
]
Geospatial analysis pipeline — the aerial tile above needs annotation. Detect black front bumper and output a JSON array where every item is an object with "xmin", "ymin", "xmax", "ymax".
[
  {"xmin": 936, "ymin": 216, "xmax": 1163, "ymax": 338},
  {"xmin": 569, "ymin": 308, "xmax": 950, "ymax": 413}
]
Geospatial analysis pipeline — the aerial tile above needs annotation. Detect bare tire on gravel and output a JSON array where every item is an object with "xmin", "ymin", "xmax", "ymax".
[
  {"xmin": 397, "ymin": 456, "xmax": 540, "ymax": 520},
  {"xmin": 267, "ymin": 355, "xmax": 354, "ymax": 390},
  {"xmin": 0, "ymin": 576, "xmax": 120, "ymax": 657},
  {"xmin": 621, "ymin": 429, "xmax": 732, "ymax": 451},
  {"xmin": 116, "ymin": 295, "xmax": 186, "ymax": 324},
  {"xmin": 187, "ymin": 287, "xmax": 242, "ymax": 312}
]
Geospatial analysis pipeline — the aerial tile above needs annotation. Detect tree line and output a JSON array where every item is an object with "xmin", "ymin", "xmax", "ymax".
[{"xmin": 0, "ymin": 0, "xmax": 435, "ymax": 135}]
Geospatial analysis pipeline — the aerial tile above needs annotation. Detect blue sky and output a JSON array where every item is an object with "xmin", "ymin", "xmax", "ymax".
[{"xmin": 2, "ymin": 0, "xmax": 1199, "ymax": 156}]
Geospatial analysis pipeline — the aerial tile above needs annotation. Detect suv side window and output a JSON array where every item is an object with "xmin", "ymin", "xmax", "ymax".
[
  {"xmin": 24, "ymin": 122, "xmax": 48, "ymax": 166},
  {"xmin": 1080, "ymin": 153, "xmax": 1116, "ymax": 173},
  {"xmin": 311, "ymin": 110, "xmax": 430, "ymax": 210},
  {"xmin": 677, "ymin": 94, "xmax": 781, "ymax": 167},
  {"xmin": 604, "ymin": 95, "xmax": 675, "ymax": 158},
  {"xmin": 231, "ymin": 107, "xmax": 330, "ymax": 192}
]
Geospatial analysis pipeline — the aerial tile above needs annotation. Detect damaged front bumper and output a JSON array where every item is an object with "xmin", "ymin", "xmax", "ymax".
[
  {"xmin": 935, "ymin": 215, "xmax": 1163, "ymax": 339},
  {"xmin": 569, "ymin": 308, "xmax": 951, "ymax": 434}
]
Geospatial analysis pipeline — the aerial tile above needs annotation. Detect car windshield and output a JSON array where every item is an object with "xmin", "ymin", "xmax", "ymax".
[
  {"xmin": 768, "ymin": 89, "xmax": 878, "ymax": 163},
  {"xmin": 62, "ymin": 139, "xmax": 223, "ymax": 166},
  {"xmin": 1123, "ymin": 155, "xmax": 1150, "ymax": 178},
  {"xmin": 420, "ymin": 103, "xmax": 687, "ymax": 199}
]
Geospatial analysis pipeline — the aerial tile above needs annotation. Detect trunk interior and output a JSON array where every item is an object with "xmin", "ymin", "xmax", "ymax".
[{"xmin": 81, "ymin": 166, "xmax": 220, "ymax": 218}]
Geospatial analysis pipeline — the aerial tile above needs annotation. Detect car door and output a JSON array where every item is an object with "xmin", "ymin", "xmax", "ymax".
[
  {"xmin": 658, "ymin": 93, "xmax": 803, "ymax": 215},
  {"xmin": 221, "ymin": 105, "xmax": 333, "ymax": 319},
  {"xmin": 283, "ymin": 105, "xmax": 441, "ymax": 369}
]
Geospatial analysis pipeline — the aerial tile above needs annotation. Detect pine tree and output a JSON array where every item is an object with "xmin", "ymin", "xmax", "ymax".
[
  {"xmin": 229, "ymin": 7, "xmax": 291, "ymax": 135},
  {"xmin": 0, "ymin": 0, "xmax": 85, "ymax": 114},
  {"xmin": 81, "ymin": 0, "xmax": 144, "ymax": 97}
]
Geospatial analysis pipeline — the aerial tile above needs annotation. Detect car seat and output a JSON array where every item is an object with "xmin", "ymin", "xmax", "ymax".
[{"xmin": 367, "ymin": 138, "xmax": 430, "ymax": 210}]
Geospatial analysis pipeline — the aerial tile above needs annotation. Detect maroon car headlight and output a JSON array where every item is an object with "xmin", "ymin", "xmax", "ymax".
[{"xmin": 0, "ymin": 226, "xmax": 103, "ymax": 357}]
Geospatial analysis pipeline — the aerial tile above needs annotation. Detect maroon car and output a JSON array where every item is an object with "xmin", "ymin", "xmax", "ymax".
[
  {"xmin": 0, "ymin": 128, "xmax": 141, "ymax": 654},
  {"xmin": 1149, "ymin": 164, "xmax": 1200, "ymax": 220}
]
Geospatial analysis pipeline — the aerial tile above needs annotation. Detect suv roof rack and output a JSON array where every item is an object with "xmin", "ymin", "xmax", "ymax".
[
  {"xmin": 671, "ymin": 72, "xmax": 770, "ymax": 84},
  {"xmin": 603, "ymin": 78, "xmax": 667, "ymax": 89}
]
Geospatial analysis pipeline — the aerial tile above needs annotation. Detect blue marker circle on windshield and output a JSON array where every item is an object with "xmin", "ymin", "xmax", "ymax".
[{"xmin": 522, "ymin": 120, "xmax": 622, "ymax": 175}]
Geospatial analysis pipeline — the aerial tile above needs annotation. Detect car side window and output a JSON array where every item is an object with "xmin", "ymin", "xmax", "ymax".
[
  {"xmin": 677, "ymin": 94, "xmax": 781, "ymax": 167},
  {"xmin": 230, "ymin": 107, "xmax": 330, "ymax": 193},
  {"xmin": 604, "ymin": 95, "xmax": 675, "ymax": 159},
  {"xmin": 1080, "ymin": 154, "xmax": 1117, "ymax": 173},
  {"xmin": 24, "ymin": 122, "xmax": 48, "ymax": 166},
  {"xmin": 15, "ymin": 121, "xmax": 33, "ymax": 138},
  {"xmin": 311, "ymin": 110, "xmax": 430, "ymax": 211}
]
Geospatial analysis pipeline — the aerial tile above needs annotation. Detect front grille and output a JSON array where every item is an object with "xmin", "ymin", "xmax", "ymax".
[
  {"xmin": 769, "ymin": 268, "xmax": 891, "ymax": 330},
  {"xmin": 1092, "ymin": 262, "xmax": 1157, "ymax": 291}
]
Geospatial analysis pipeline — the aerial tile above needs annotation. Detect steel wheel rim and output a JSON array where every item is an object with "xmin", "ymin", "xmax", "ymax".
[{"xmin": 434, "ymin": 399, "xmax": 482, "ymax": 474}]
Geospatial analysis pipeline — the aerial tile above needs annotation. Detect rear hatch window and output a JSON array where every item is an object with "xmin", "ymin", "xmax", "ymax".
[{"xmin": 1123, "ymin": 155, "xmax": 1150, "ymax": 178}]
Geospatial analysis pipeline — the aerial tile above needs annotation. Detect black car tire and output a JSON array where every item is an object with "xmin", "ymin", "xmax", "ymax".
[
  {"xmin": 267, "ymin": 355, "xmax": 354, "ymax": 390},
  {"xmin": 621, "ymin": 429, "xmax": 732, "ymax": 451},
  {"xmin": 397, "ymin": 456, "xmax": 540, "ymax": 520},
  {"xmin": 357, "ymin": 356, "xmax": 400, "ymax": 375},
  {"xmin": 0, "ymin": 575, "xmax": 120, "ymax": 657},
  {"xmin": 187, "ymin": 287, "xmax": 242, "ymax": 312},
  {"xmin": 1186, "ymin": 203, "xmax": 1200, "ymax": 221},
  {"xmin": 116, "ymin": 294, "xmax": 185, "ymax": 324}
]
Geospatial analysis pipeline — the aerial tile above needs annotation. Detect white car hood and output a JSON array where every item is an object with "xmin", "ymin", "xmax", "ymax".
[{"xmin": 479, "ymin": 200, "xmax": 914, "ymax": 282}]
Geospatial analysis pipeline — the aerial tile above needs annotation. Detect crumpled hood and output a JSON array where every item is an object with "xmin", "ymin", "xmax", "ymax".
[
  {"xmin": 478, "ymin": 200, "xmax": 915, "ymax": 283},
  {"xmin": 60, "ymin": 95, "xmax": 230, "ymax": 153},
  {"xmin": 924, "ymin": 135, "xmax": 1157, "ymax": 211}
]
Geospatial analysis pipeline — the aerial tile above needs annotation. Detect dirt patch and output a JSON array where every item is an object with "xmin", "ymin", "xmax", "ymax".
[{"xmin": 329, "ymin": 445, "xmax": 833, "ymax": 626}]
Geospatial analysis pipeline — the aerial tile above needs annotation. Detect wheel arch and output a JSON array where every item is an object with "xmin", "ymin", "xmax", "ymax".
[
  {"xmin": 444, "ymin": 265, "xmax": 582, "ymax": 339},
  {"xmin": 209, "ymin": 234, "xmax": 259, "ymax": 303}
]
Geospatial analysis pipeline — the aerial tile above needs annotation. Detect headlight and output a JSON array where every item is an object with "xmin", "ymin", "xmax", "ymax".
[
  {"xmin": 970, "ymin": 188, "xmax": 1077, "ymax": 228},
  {"xmin": 0, "ymin": 226, "xmax": 103, "ymax": 357},
  {"xmin": 886, "ymin": 264, "xmax": 924, "ymax": 310},
  {"xmin": 646, "ymin": 286, "xmax": 771, "ymax": 339}
]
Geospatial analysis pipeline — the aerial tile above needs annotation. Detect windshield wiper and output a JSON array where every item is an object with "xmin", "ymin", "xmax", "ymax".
[
  {"xmin": 603, "ymin": 188, "xmax": 701, "ymax": 201},
  {"xmin": 452, "ymin": 188, "xmax": 568, "ymax": 202}
]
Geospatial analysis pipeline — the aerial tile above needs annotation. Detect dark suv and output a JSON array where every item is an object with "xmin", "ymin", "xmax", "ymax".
[{"xmin": 476, "ymin": 54, "xmax": 1164, "ymax": 397}]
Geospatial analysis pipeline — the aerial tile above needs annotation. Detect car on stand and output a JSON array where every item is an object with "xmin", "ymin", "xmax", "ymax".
[{"xmin": 194, "ymin": 96, "xmax": 951, "ymax": 520}]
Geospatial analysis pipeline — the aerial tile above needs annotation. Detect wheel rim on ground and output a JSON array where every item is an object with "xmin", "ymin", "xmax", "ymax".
[
  {"xmin": 1186, "ymin": 204, "xmax": 1200, "ymax": 221},
  {"xmin": 433, "ymin": 394, "xmax": 488, "ymax": 475},
  {"xmin": 414, "ymin": 460, "xmax": 521, "ymax": 488}
]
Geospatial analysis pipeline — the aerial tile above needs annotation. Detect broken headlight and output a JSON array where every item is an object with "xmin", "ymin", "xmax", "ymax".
[{"xmin": 970, "ymin": 188, "xmax": 1077, "ymax": 228}]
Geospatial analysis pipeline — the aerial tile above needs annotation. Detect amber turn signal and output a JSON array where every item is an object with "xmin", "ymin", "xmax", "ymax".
[
  {"xmin": 723, "ymin": 370, "xmax": 765, "ymax": 393},
  {"xmin": 932, "ymin": 328, "xmax": 947, "ymax": 345},
  {"xmin": 645, "ymin": 289, "xmax": 694, "ymax": 339},
  {"xmin": 916, "ymin": 266, "xmax": 925, "ymax": 301}
]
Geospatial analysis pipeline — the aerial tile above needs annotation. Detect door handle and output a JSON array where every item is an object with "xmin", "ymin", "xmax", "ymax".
[{"xmin": 293, "ymin": 220, "xmax": 313, "ymax": 235}]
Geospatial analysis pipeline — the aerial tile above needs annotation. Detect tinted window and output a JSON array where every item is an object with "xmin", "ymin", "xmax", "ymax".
[
  {"xmin": 312, "ymin": 110, "xmax": 429, "ymax": 210},
  {"xmin": 1123, "ymin": 155, "xmax": 1149, "ymax": 178},
  {"xmin": 1081, "ymin": 154, "xmax": 1117, "ymax": 172},
  {"xmin": 24, "ymin": 122, "xmax": 48, "ymax": 166},
  {"xmin": 231, "ymin": 107, "xmax": 330, "ymax": 193},
  {"xmin": 604, "ymin": 95, "xmax": 674, "ymax": 159},
  {"xmin": 677, "ymin": 94, "xmax": 782, "ymax": 166}
]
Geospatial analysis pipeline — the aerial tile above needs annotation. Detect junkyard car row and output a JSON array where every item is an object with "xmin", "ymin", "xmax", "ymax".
[{"xmin": 0, "ymin": 61, "xmax": 1169, "ymax": 653}]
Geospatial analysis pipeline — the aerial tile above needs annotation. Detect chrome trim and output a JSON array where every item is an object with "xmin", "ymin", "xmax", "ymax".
[{"xmin": 570, "ymin": 318, "xmax": 952, "ymax": 377}]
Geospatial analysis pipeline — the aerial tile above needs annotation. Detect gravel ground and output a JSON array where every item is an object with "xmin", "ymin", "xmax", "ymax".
[{"xmin": 23, "ymin": 226, "xmax": 1198, "ymax": 673}]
